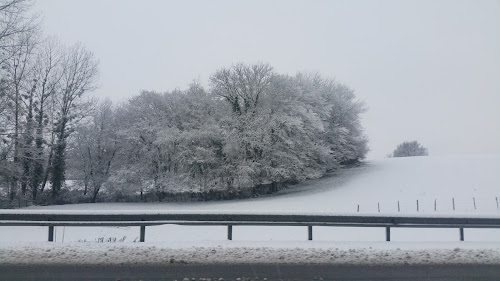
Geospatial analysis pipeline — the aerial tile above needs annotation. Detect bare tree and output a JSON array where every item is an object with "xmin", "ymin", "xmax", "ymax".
[
  {"xmin": 210, "ymin": 63, "xmax": 274, "ymax": 115},
  {"xmin": 0, "ymin": 0, "xmax": 39, "ymax": 204},
  {"xmin": 28, "ymin": 38, "xmax": 63, "ymax": 201},
  {"xmin": 2, "ymin": 29, "xmax": 38, "ymax": 200},
  {"xmin": 50, "ymin": 43, "xmax": 99, "ymax": 198},
  {"xmin": 69, "ymin": 100, "xmax": 118, "ymax": 202},
  {"xmin": 0, "ymin": 2, "xmax": 101, "ymax": 204},
  {"xmin": 0, "ymin": 0, "xmax": 39, "ymax": 65}
]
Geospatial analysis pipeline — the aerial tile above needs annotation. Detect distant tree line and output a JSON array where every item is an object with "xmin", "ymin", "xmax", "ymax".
[{"xmin": 0, "ymin": 1, "xmax": 369, "ymax": 206}]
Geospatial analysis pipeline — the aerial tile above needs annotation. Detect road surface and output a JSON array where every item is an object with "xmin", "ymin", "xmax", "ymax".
[{"xmin": 1, "ymin": 263, "xmax": 500, "ymax": 280}]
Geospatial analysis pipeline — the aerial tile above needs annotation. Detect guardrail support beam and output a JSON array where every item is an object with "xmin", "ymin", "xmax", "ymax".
[
  {"xmin": 48, "ymin": 225, "xmax": 54, "ymax": 242},
  {"xmin": 140, "ymin": 226, "xmax": 146, "ymax": 242},
  {"xmin": 1, "ymin": 213, "xmax": 499, "ymax": 244}
]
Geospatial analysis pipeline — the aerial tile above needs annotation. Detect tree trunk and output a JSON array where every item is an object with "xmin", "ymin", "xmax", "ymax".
[
  {"xmin": 50, "ymin": 115, "xmax": 68, "ymax": 198},
  {"xmin": 51, "ymin": 137, "xmax": 66, "ymax": 198},
  {"xmin": 21, "ymin": 88, "xmax": 35, "ymax": 196},
  {"xmin": 91, "ymin": 185, "xmax": 99, "ymax": 203}
]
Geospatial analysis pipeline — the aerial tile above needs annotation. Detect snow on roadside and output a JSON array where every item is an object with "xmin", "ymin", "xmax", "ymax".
[{"xmin": 1, "ymin": 241, "xmax": 499, "ymax": 265}]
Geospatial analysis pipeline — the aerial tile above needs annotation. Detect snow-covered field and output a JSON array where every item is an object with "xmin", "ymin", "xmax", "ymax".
[
  {"xmin": 18, "ymin": 154, "xmax": 500, "ymax": 214},
  {"xmin": 1, "ymin": 154, "xmax": 499, "ymax": 265}
]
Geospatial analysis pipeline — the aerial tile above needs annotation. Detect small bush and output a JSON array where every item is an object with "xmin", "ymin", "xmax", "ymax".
[{"xmin": 392, "ymin": 141, "xmax": 429, "ymax": 157}]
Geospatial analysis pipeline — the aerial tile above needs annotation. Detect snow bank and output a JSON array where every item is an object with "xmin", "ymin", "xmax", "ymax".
[{"xmin": 1, "ymin": 241, "xmax": 499, "ymax": 265}]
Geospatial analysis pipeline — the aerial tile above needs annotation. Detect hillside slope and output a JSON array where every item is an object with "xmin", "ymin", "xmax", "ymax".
[{"xmin": 26, "ymin": 154, "xmax": 500, "ymax": 215}]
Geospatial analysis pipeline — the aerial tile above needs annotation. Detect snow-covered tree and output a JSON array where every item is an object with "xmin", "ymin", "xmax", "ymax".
[
  {"xmin": 9, "ymin": 62, "xmax": 368, "ymax": 204},
  {"xmin": 68, "ymin": 99, "xmax": 118, "ymax": 203},
  {"xmin": 392, "ymin": 141, "xmax": 428, "ymax": 157},
  {"xmin": 102, "ymin": 63, "xmax": 370, "ymax": 200}
]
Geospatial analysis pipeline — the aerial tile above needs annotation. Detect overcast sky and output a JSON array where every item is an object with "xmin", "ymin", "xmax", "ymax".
[{"xmin": 34, "ymin": 0, "xmax": 500, "ymax": 159}]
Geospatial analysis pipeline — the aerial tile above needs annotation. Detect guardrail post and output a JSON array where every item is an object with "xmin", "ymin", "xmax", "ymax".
[
  {"xmin": 386, "ymin": 227, "xmax": 391, "ymax": 241},
  {"xmin": 308, "ymin": 225, "xmax": 313, "ymax": 241},
  {"xmin": 459, "ymin": 228, "xmax": 464, "ymax": 241},
  {"xmin": 48, "ymin": 225, "xmax": 54, "ymax": 242},
  {"xmin": 140, "ymin": 226, "xmax": 146, "ymax": 242},
  {"xmin": 227, "ymin": 225, "xmax": 233, "ymax": 240}
]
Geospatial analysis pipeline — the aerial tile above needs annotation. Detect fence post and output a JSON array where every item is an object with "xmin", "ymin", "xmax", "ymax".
[
  {"xmin": 48, "ymin": 225, "xmax": 54, "ymax": 242},
  {"xmin": 308, "ymin": 225, "xmax": 313, "ymax": 241},
  {"xmin": 227, "ymin": 225, "xmax": 233, "ymax": 240},
  {"xmin": 140, "ymin": 226, "xmax": 146, "ymax": 242},
  {"xmin": 385, "ymin": 227, "xmax": 391, "ymax": 241},
  {"xmin": 459, "ymin": 228, "xmax": 464, "ymax": 241}
]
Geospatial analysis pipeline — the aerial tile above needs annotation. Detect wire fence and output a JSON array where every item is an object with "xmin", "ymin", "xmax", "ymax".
[{"xmin": 356, "ymin": 196, "xmax": 499, "ymax": 214}]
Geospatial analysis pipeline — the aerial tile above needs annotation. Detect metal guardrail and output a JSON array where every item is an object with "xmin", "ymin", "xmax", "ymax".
[{"xmin": 1, "ymin": 212, "xmax": 499, "ymax": 242}]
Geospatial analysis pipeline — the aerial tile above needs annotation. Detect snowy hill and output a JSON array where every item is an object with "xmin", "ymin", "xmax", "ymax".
[{"xmin": 25, "ymin": 154, "xmax": 500, "ymax": 215}]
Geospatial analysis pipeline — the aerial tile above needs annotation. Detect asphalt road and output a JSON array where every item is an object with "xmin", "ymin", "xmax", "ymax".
[{"xmin": 1, "ymin": 263, "xmax": 500, "ymax": 281}]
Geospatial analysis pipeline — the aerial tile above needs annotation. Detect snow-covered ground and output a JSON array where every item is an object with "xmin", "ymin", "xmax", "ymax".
[
  {"xmin": 1, "ymin": 154, "xmax": 499, "ymax": 265},
  {"xmin": 19, "ymin": 154, "xmax": 500, "ymax": 214}
]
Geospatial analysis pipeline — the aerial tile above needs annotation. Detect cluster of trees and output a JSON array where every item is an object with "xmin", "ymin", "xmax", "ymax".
[
  {"xmin": 391, "ymin": 141, "xmax": 429, "ymax": 158},
  {"xmin": 0, "ymin": 1, "xmax": 368, "ymax": 206},
  {"xmin": 0, "ymin": 0, "xmax": 99, "ymax": 206},
  {"xmin": 65, "ymin": 64, "xmax": 369, "ymax": 203}
]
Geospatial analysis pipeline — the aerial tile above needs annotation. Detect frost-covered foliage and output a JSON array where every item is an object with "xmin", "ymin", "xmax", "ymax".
[
  {"xmin": 67, "ymin": 100, "xmax": 119, "ymax": 203},
  {"xmin": 85, "ymin": 63, "xmax": 368, "ymax": 201},
  {"xmin": 392, "ymin": 141, "xmax": 428, "ymax": 157},
  {"xmin": 1, "ymin": 58, "xmax": 368, "ymax": 204}
]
